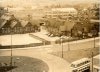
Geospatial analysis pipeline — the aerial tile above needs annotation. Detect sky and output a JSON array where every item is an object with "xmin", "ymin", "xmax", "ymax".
[{"xmin": 0, "ymin": 0, "xmax": 99, "ymax": 6}]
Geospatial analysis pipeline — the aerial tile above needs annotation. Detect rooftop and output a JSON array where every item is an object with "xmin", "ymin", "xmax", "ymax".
[
  {"xmin": 0, "ymin": 19, "xmax": 7, "ymax": 28},
  {"xmin": 20, "ymin": 20, "xmax": 29, "ymax": 27},
  {"xmin": 10, "ymin": 20, "xmax": 18, "ymax": 28},
  {"xmin": 1, "ymin": 14, "xmax": 11, "ymax": 20},
  {"xmin": 71, "ymin": 58, "xmax": 90, "ymax": 65}
]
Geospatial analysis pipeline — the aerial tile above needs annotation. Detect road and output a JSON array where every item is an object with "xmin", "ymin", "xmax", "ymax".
[
  {"xmin": 1, "ymin": 37, "xmax": 98, "ymax": 53},
  {"xmin": 0, "ymin": 49, "xmax": 71, "ymax": 72},
  {"xmin": 0, "ymin": 37, "xmax": 99, "ymax": 72}
]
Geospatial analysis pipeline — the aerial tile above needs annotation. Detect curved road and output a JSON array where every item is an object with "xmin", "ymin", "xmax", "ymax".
[
  {"xmin": 0, "ymin": 37, "xmax": 99, "ymax": 72},
  {"xmin": 0, "ymin": 48, "xmax": 71, "ymax": 72}
]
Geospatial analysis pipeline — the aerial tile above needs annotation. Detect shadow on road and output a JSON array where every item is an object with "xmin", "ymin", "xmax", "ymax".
[{"xmin": 0, "ymin": 66, "xmax": 17, "ymax": 72}]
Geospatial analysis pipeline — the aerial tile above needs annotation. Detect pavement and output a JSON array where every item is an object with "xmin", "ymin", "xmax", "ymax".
[
  {"xmin": 0, "ymin": 34, "xmax": 42, "ymax": 46},
  {"xmin": 31, "ymin": 32, "xmax": 59, "ymax": 42}
]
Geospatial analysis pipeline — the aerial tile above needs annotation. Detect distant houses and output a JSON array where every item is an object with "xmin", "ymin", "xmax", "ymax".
[
  {"xmin": 0, "ymin": 13, "xmax": 40, "ymax": 35},
  {"xmin": 44, "ymin": 8, "xmax": 77, "ymax": 19}
]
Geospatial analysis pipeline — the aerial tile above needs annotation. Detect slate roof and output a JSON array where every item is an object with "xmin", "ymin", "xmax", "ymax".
[
  {"xmin": 20, "ymin": 20, "xmax": 29, "ymax": 27},
  {"xmin": 10, "ymin": 20, "xmax": 18, "ymax": 28},
  {"xmin": 1, "ymin": 14, "xmax": 11, "ymax": 20},
  {"xmin": 0, "ymin": 19, "xmax": 7, "ymax": 28}
]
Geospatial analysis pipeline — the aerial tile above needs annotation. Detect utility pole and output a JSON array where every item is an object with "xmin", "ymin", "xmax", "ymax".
[
  {"xmin": 68, "ymin": 37, "xmax": 70, "ymax": 51},
  {"xmin": 67, "ymin": 36, "xmax": 70, "ymax": 51},
  {"xmin": 10, "ymin": 30, "xmax": 13, "ymax": 72},
  {"xmin": 91, "ymin": 52, "xmax": 94, "ymax": 72},
  {"xmin": 94, "ymin": 36, "xmax": 95, "ymax": 48},
  {"xmin": 93, "ymin": 29, "xmax": 97, "ymax": 48}
]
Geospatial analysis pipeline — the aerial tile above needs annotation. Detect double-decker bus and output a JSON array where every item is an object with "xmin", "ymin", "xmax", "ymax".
[{"xmin": 71, "ymin": 58, "xmax": 90, "ymax": 72}]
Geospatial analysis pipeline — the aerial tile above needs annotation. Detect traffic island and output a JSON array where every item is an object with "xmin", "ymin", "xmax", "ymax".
[
  {"xmin": 0, "ymin": 66, "xmax": 17, "ymax": 72},
  {"xmin": 0, "ymin": 56, "xmax": 49, "ymax": 72}
]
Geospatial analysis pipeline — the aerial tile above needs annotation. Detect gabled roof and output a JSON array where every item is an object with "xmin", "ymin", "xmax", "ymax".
[
  {"xmin": 0, "ymin": 13, "xmax": 15, "ymax": 20},
  {"xmin": 1, "ymin": 14, "xmax": 11, "ymax": 20},
  {"xmin": 20, "ymin": 20, "xmax": 29, "ymax": 27},
  {"xmin": 10, "ymin": 20, "xmax": 18, "ymax": 28},
  {"xmin": 0, "ymin": 19, "xmax": 7, "ymax": 28}
]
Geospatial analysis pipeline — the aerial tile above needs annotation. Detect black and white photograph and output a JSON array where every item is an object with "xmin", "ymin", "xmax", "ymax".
[{"xmin": 0, "ymin": 0, "xmax": 99, "ymax": 72}]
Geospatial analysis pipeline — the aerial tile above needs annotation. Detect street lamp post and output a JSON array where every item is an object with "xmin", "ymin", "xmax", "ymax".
[
  {"xmin": 92, "ymin": 29, "xmax": 97, "ymax": 48},
  {"xmin": 68, "ymin": 37, "xmax": 70, "ymax": 51},
  {"xmin": 11, "ymin": 31, "xmax": 12, "ymax": 65},
  {"xmin": 94, "ymin": 36, "xmax": 95, "ymax": 48},
  {"xmin": 91, "ymin": 52, "xmax": 94, "ymax": 72},
  {"xmin": 91, "ymin": 31, "xmax": 96, "ymax": 72},
  {"xmin": 2, "ymin": 28, "xmax": 13, "ymax": 71},
  {"xmin": 67, "ymin": 36, "xmax": 70, "ymax": 51},
  {"xmin": 10, "ymin": 29, "xmax": 13, "ymax": 72},
  {"xmin": 60, "ymin": 36, "xmax": 70, "ymax": 58}
]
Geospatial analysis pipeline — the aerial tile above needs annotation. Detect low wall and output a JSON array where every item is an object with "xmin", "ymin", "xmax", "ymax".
[{"xmin": 0, "ymin": 43, "xmax": 43, "ymax": 49}]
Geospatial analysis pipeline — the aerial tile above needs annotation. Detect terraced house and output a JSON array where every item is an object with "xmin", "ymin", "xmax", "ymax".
[
  {"xmin": 20, "ymin": 20, "xmax": 35, "ymax": 33},
  {"xmin": 0, "ymin": 13, "xmax": 15, "ymax": 34},
  {"xmin": 0, "ymin": 13, "xmax": 40, "ymax": 35}
]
